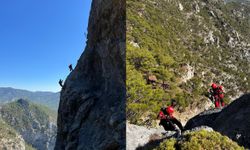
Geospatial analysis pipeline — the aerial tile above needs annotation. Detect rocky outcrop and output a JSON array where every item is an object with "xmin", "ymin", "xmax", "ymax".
[
  {"xmin": 55, "ymin": 0, "xmax": 125, "ymax": 149},
  {"xmin": 181, "ymin": 64, "xmax": 195, "ymax": 83},
  {"xmin": 127, "ymin": 123, "xmax": 214, "ymax": 150},
  {"xmin": 184, "ymin": 108, "xmax": 223, "ymax": 130},
  {"xmin": 185, "ymin": 94, "xmax": 250, "ymax": 148},
  {"xmin": 126, "ymin": 123, "xmax": 176, "ymax": 150}
]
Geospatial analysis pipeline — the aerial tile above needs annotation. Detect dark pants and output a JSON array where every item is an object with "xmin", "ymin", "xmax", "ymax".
[{"xmin": 159, "ymin": 117, "xmax": 184, "ymax": 131}]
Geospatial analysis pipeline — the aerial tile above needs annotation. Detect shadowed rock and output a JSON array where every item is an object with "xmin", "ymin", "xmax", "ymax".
[
  {"xmin": 185, "ymin": 108, "xmax": 222, "ymax": 130},
  {"xmin": 17, "ymin": 99, "xmax": 30, "ymax": 108},
  {"xmin": 185, "ymin": 94, "xmax": 250, "ymax": 148},
  {"xmin": 55, "ymin": 0, "xmax": 125, "ymax": 150}
]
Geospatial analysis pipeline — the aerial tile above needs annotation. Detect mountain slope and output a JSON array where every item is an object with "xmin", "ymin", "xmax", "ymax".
[
  {"xmin": 0, "ymin": 87, "xmax": 59, "ymax": 110},
  {"xmin": 127, "ymin": 0, "xmax": 250, "ymax": 125},
  {"xmin": 127, "ymin": 94, "xmax": 249, "ymax": 149},
  {"xmin": 0, "ymin": 99, "xmax": 57, "ymax": 150},
  {"xmin": 0, "ymin": 119, "xmax": 26, "ymax": 150}
]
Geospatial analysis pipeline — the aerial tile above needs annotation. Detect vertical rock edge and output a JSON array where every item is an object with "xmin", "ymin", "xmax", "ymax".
[{"xmin": 55, "ymin": 0, "xmax": 126, "ymax": 149}]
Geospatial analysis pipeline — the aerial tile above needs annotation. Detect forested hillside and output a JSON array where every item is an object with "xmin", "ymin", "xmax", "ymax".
[
  {"xmin": 0, "ymin": 99, "xmax": 57, "ymax": 150},
  {"xmin": 127, "ymin": 0, "xmax": 250, "ymax": 125}
]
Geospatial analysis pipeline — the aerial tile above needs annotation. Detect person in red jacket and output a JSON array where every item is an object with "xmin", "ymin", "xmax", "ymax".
[
  {"xmin": 208, "ymin": 83, "xmax": 225, "ymax": 108},
  {"xmin": 157, "ymin": 99, "xmax": 184, "ymax": 135},
  {"xmin": 208, "ymin": 83, "xmax": 217, "ymax": 101},
  {"xmin": 216, "ymin": 85, "xmax": 225, "ymax": 108}
]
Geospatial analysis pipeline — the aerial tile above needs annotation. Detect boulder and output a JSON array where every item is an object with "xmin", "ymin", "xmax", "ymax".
[{"xmin": 185, "ymin": 94, "xmax": 250, "ymax": 148}]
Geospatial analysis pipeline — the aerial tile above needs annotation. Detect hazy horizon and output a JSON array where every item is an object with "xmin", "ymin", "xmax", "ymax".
[{"xmin": 0, "ymin": 86, "xmax": 60, "ymax": 93}]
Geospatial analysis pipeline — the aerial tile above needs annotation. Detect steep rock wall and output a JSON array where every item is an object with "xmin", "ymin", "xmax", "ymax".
[{"xmin": 55, "ymin": 0, "xmax": 126, "ymax": 149}]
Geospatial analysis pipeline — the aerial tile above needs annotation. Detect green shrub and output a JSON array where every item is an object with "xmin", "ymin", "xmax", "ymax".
[{"xmin": 155, "ymin": 130, "xmax": 244, "ymax": 150}]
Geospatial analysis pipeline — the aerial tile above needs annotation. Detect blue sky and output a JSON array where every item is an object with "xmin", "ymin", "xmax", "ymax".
[{"xmin": 0, "ymin": 0, "xmax": 92, "ymax": 92}]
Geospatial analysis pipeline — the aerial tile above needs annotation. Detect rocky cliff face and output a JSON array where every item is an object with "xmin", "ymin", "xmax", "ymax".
[
  {"xmin": 185, "ymin": 94, "xmax": 250, "ymax": 148},
  {"xmin": 55, "ymin": 0, "xmax": 126, "ymax": 149}
]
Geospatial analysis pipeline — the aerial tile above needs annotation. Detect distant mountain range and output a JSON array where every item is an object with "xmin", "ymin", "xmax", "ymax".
[{"xmin": 0, "ymin": 87, "xmax": 59, "ymax": 110}]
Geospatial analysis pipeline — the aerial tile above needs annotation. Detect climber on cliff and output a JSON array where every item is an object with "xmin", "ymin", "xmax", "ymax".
[
  {"xmin": 157, "ymin": 99, "xmax": 184, "ymax": 136},
  {"xmin": 69, "ymin": 64, "xmax": 73, "ymax": 72},
  {"xmin": 59, "ymin": 79, "xmax": 64, "ymax": 88},
  {"xmin": 208, "ymin": 83, "xmax": 225, "ymax": 108}
]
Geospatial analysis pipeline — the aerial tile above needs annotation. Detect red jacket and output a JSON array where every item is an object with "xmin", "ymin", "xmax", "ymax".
[
  {"xmin": 216, "ymin": 88, "xmax": 224, "ymax": 99},
  {"xmin": 209, "ymin": 87, "xmax": 224, "ymax": 99},
  {"xmin": 158, "ymin": 106, "xmax": 174, "ymax": 119}
]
